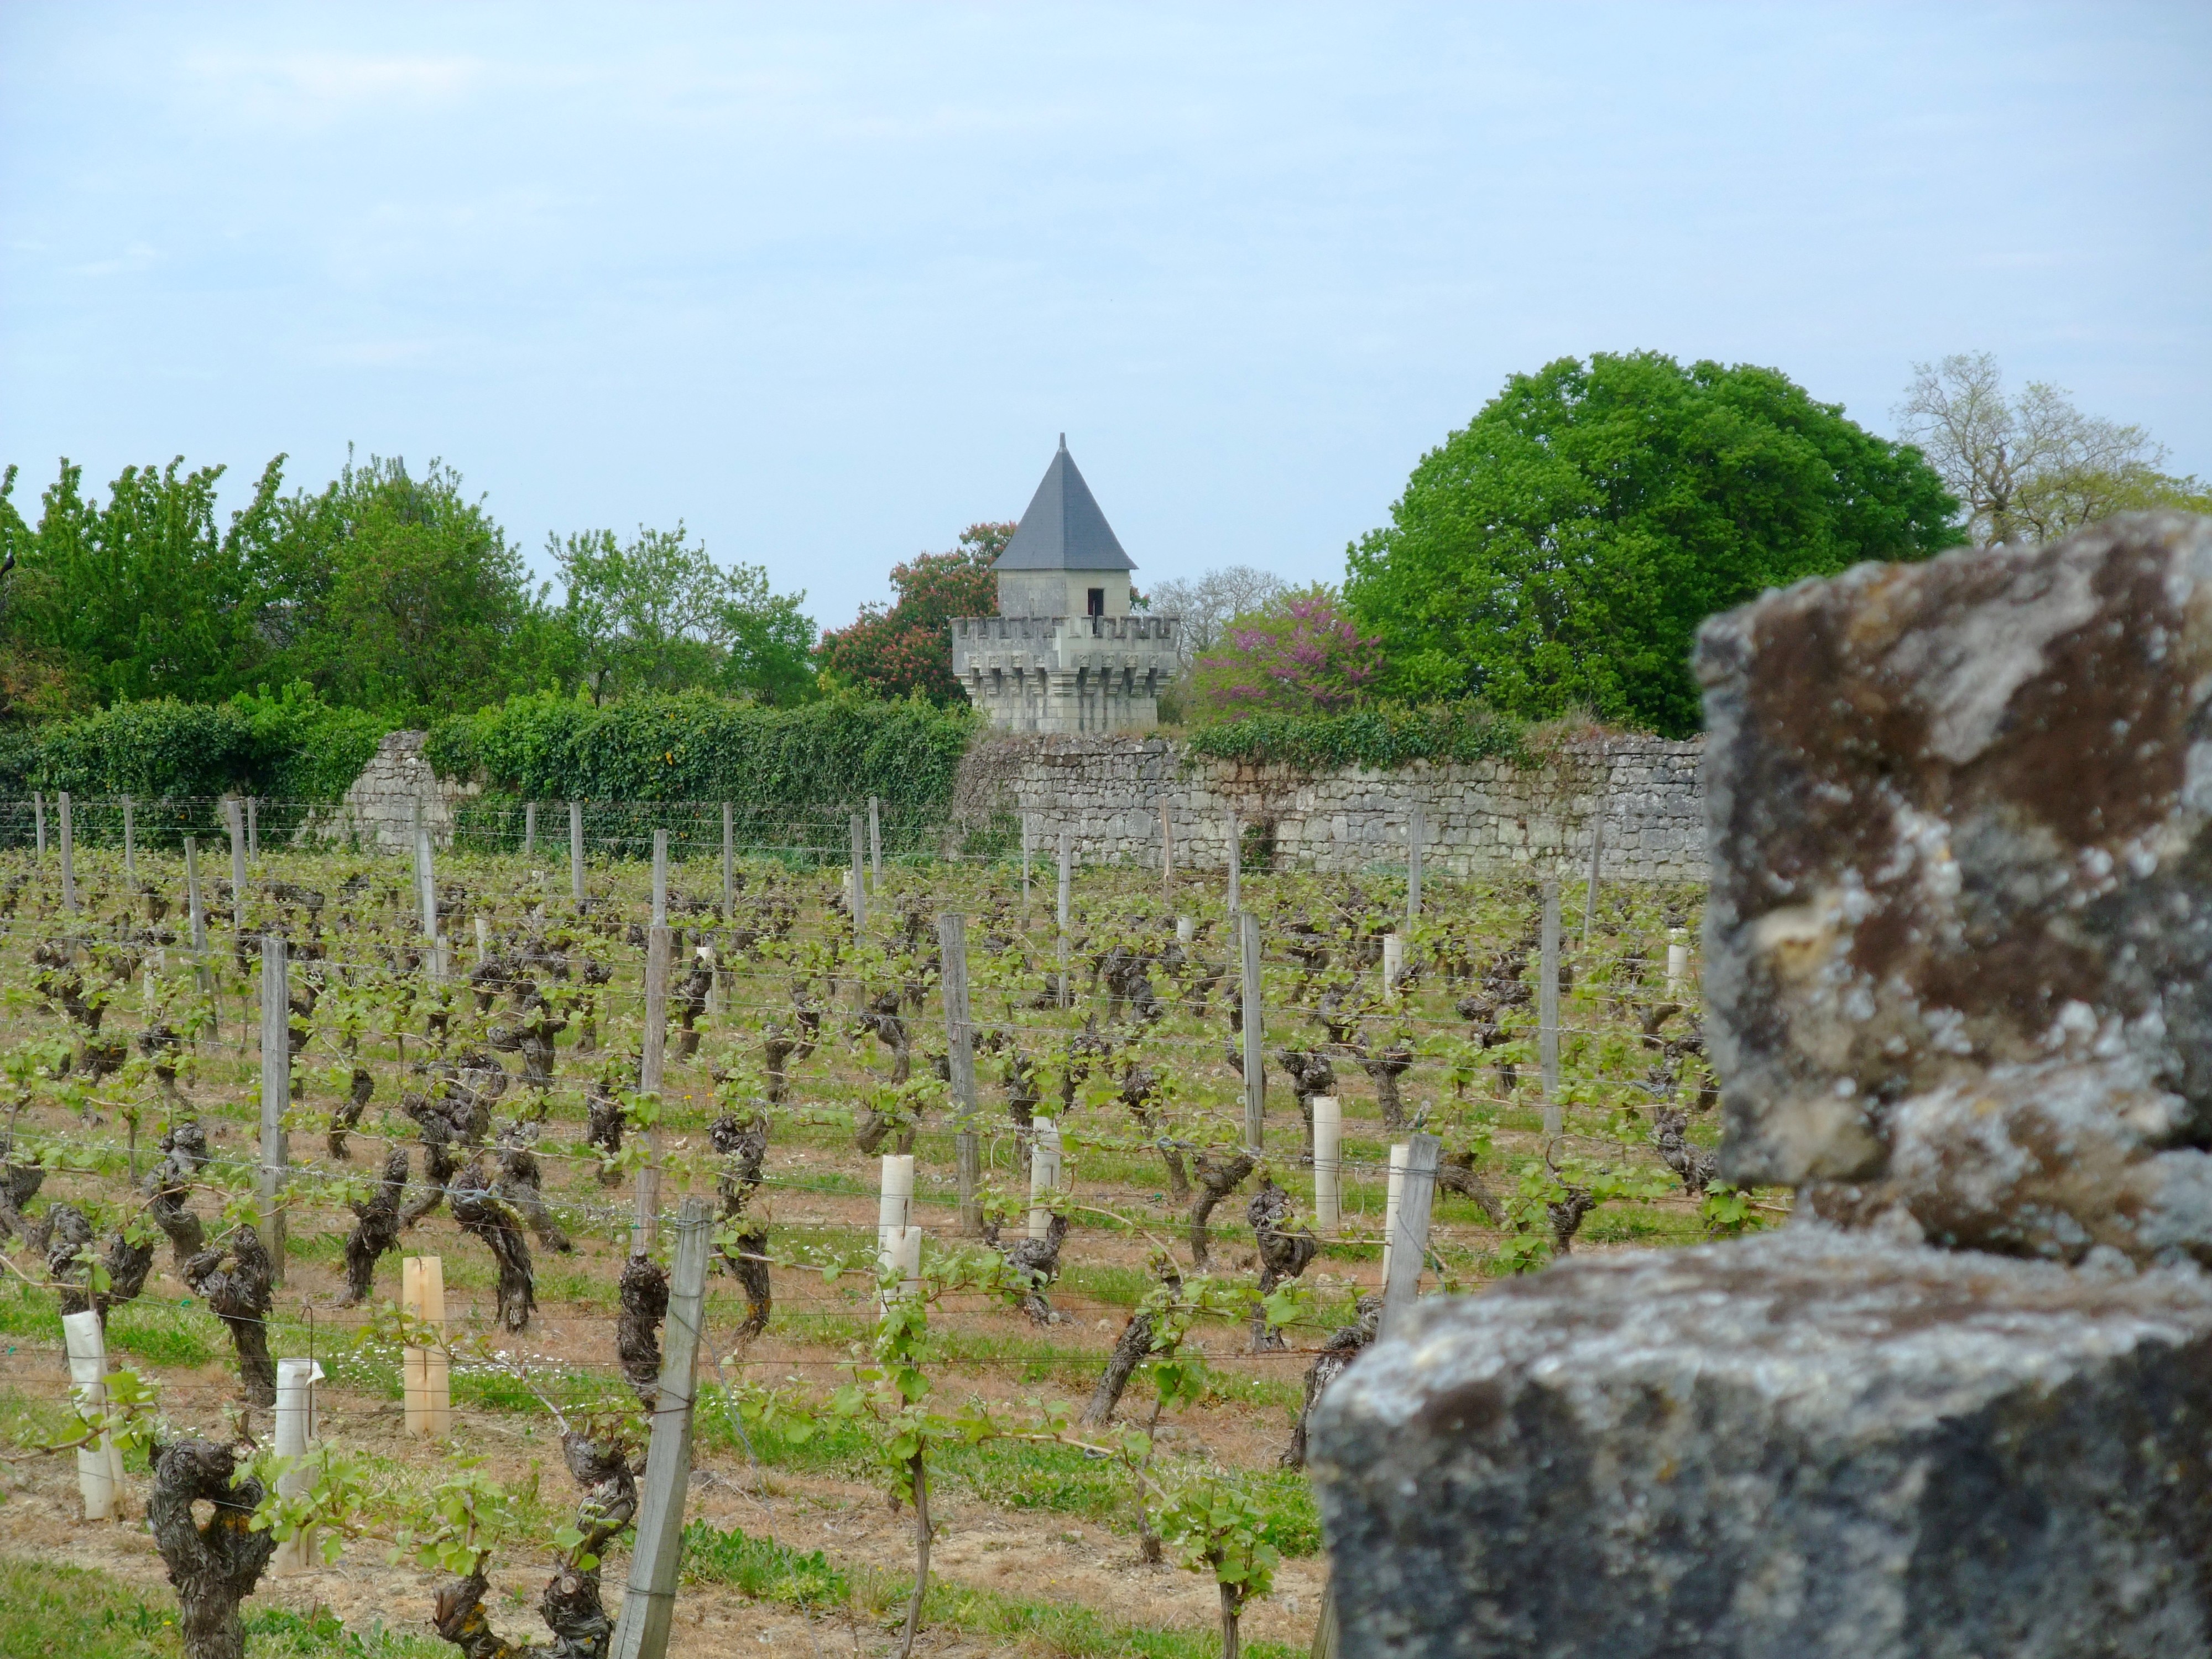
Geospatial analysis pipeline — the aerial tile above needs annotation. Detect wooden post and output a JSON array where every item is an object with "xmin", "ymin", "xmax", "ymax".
[
  {"xmin": 1540, "ymin": 879, "xmax": 1562, "ymax": 1140},
  {"xmin": 611, "ymin": 1198, "xmax": 712, "ymax": 1659},
  {"xmin": 1315, "ymin": 1130, "xmax": 1439, "ymax": 1658},
  {"xmin": 1020, "ymin": 813, "xmax": 1031, "ymax": 902},
  {"xmin": 1312, "ymin": 1097, "xmax": 1341, "ymax": 1236},
  {"xmin": 868, "ymin": 795, "xmax": 881, "ymax": 893},
  {"xmin": 414, "ymin": 799, "xmax": 442, "ymax": 980},
  {"xmin": 637, "ymin": 925, "xmax": 670, "ymax": 1251},
  {"xmin": 122, "ymin": 795, "xmax": 135, "ymax": 883},
  {"xmin": 246, "ymin": 796, "xmax": 259, "ymax": 861},
  {"xmin": 226, "ymin": 796, "xmax": 248, "ymax": 938},
  {"xmin": 1227, "ymin": 810, "xmax": 1240, "ymax": 914},
  {"xmin": 1582, "ymin": 810, "xmax": 1606, "ymax": 950},
  {"xmin": 1029, "ymin": 1116, "xmax": 1062, "ymax": 1239},
  {"xmin": 1240, "ymin": 910, "xmax": 1265, "ymax": 1154},
  {"xmin": 1160, "ymin": 797, "xmax": 1173, "ymax": 896},
  {"xmin": 272, "ymin": 1357, "xmax": 325, "ymax": 1572},
  {"xmin": 721, "ymin": 802, "xmax": 735, "ymax": 922},
  {"xmin": 260, "ymin": 933, "xmax": 290, "ymax": 1283},
  {"xmin": 32, "ymin": 791, "xmax": 45, "ymax": 857},
  {"xmin": 848, "ymin": 813, "xmax": 868, "ymax": 936},
  {"xmin": 1379, "ymin": 1134, "xmax": 1441, "ymax": 1341},
  {"xmin": 401, "ymin": 1257, "xmax": 451, "ymax": 1436},
  {"xmin": 1407, "ymin": 801, "xmax": 1425, "ymax": 921},
  {"xmin": 524, "ymin": 800, "xmax": 537, "ymax": 855},
  {"xmin": 185, "ymin": 835, "xmax": 212, "ymax": 1040},
  {"xmin": 61, "ymin": 1310, "xmax": 123, "ymax": 1520},
  {"xmin": 938, "ymin": 913, "xmax": 983, "ymax": 1234},
  {"xmin": 651, "ymin": 828, "xmax": 669, "ymax": 928},
  {"xmin": 473, "ymin": 915, "xmax": 491, "ymax": 965},
  {"xmin": 58, "ymin": 791, "xmax": 75, "ymax": 913},
  {"xmin": 1056, "ymin": 828, "xmax": 1072, "ymax": 1010},
  {"xmin": 570, "ymin": 801, "xmax": 586, "ymax": 907}
]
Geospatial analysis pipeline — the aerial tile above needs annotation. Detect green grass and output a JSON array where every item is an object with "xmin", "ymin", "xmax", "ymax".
[
  {"xmin": 681, "ymin": 1521, "xmax": 1295, "ymax": 1658},
  {"xmin": 0, "ymin": 1557, "xmax": 448, "ymax": 1658}
]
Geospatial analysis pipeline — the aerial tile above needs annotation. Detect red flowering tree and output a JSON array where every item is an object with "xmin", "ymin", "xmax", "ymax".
[
  {"xmin": 819, "ymin": 523, "xmax": 1012, "ymax": 704},
  {"xmin": 1188, "ymin": 585, "xmax": 1385, "ymax": 721}
]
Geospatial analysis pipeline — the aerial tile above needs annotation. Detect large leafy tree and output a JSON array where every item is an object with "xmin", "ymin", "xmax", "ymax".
[
  {"xmin": 1344, "ymin": 352, "xmax": 1963, "ymax": 737},
  {"xmin": 551, "ymin": 523, "xmax": 817, "ymax": 706},
  {"xmin": 820, "ymin": 523, "xmax": 1011, "ymax": 704},
  {"xmin": 0, "ymin": 456, "xmax": 285, "ymax": 717}
]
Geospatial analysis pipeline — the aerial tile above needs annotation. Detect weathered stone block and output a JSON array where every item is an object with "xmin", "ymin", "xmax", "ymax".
[
  {"xmin": 1311, "ymin": 1225, "xmax": 2212, "ymax": 1658},
  {"xmin": 1697, "ymin": 514, "xmax": 2212, "ymax": 1264}
]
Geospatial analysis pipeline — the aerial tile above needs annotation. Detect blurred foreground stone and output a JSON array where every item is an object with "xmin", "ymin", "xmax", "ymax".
[
  {"xmin": 1312, "ymin": 515, "xmax": 2212, "ymax": 1656},
  {"xmin": 1312, "ymin": 1227, "xmax": 2212, "ymax": 1658}
]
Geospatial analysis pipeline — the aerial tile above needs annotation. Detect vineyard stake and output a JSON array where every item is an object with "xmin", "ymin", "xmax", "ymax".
[
  {"xmin": 1582, "ymin": 807, "xmax": 1606, "ymax": 950},
  {"xmin": 569, "ymin": 800, "xmax": 585, "ymax": 908},
  {"xmin": 1227, "ymin": 809, "xmax": 1240, "ymax": 914},
  {"xmin": 58, "ymin": 791, "xmax": 75, "ymax": 913},
  {"xmin": 1379, "ymin": 1133, "xmax": 1441, "ymax": 1341},
  {"xmin": 61, "ymin": 1310, "xmax": 122, "ymax": 1520},
  {"xmin": 637, "ymin": 924, "xmax": 670, "ymax": 1251},
  {"xmin": 937, "ymin": 913, "xmax": 983, "ymax": 1234},
  {"xmin": 121, "ymin": 794, "xmax": 135, "ymax": 881},
  {"xmin": 184, "ymin": 835, "xmax": 213, "ymax": 1040},
  {"xmin": 1029, "ymin": 1116, "xmax": 1063, "ymax": 1240},
  {"xmin": 1312, "ymin": 1096, "xmax": 1341, "ymax": 1235},
  {"xmin": 849, "ymin": 812, "xmax": 868, "ymax": 937},
  {"xmin": 1056, "ymin": 828, "xmax": 1072, "ymax": 1010},
  {"xmin": 1240, "ymin": 910, "xmax": 1265, "ymax": 1154},
  {"xmin": 227, "ymin": 796, "xmax": 248, "ymax": 939},
  {"xmin": 651, "ymin": 829, "xmax": 668, "ymax": 928},
  {"xmin": 1379, "ymin": 1142, "xmax": 1408, "ymax": 1287},
  {"xmin": 611, "ymin": 1196, "xmax": 712, "ymax": 1659},
  {"xmin": 401, "ymin": 1256, "xmax": 450, "ymax": 1437},
  {"xmin": 247, "ymin": 795, "xmax": 258, "ymax": 861},
  {"xmin": 412, "ymin": 798, "xmax": 442, "ymax": 980},
  {"xmin": 271, "ymin": 1357, "xmax": 325, "ymax": 1572},
  {"xmin": 1406, "ymin": 800, "xmax": 1424, "ymax": 922},
  {"xmin": 524, "ymin": 799, "xmax": 536, "ymax": 855},
  {"xmin": 260, "ymin": 933, "xmax": 290, "ymax": 1283},
  {"xmin": 1020, "ymin": 813, "xmax": 1031, "ymax": 902},
  {"xmin": 1540, "ymin": 879, "xmax": 1562, "ymax": 1139},
  {"xmin": 868, "ymin": 794, "xmax": 881, "ymax": 893},
  {"xmin": 1160, "ymin": 797, "xmax": 1173, "ymax": 896},
  {"xmin": 721, "ymin": 802, "xmax": 734, "ymax": 922},
  {"xmin": 32, "ymin": 790, "xmax": 44, "ymax": 857}
]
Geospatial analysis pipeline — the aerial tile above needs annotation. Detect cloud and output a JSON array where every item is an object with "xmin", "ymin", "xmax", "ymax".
[{"xmin": 179, "ymin": 49, "xmax": 481, "ymax": 125}]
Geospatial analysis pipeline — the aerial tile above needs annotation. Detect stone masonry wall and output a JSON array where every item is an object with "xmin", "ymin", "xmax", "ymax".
[
  {"xmin": 317, "ymin": 730, "xmax": 478, "ymax": 851},
  {"xmin": 950, "ymin": 731, "xmax": 1705, "ymax": 883}
]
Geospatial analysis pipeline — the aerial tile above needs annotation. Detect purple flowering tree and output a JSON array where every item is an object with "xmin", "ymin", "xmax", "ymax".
[{"xmin": 1188, "ymin": 586, "xmax": 1385, "ymax": 721}]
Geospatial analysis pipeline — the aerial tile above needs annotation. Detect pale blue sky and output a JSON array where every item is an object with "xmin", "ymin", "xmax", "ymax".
[{"xmin": 4, "ymin": 3, "xmax": 2207, "ymax": 631}]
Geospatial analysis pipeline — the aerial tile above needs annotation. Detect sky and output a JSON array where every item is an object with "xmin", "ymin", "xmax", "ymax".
[{"xmin": 3, "ymin": 3, "xmax": 2208, "ymax": 632}]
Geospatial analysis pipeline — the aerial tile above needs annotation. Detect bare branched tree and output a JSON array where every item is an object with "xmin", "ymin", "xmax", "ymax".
[{"xmin": 1897, "ymin": 352, "xmax": 2206, "ymax": 547}]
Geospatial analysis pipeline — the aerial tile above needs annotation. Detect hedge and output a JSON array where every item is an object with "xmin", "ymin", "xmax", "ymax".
[
  {"xmin": 426, "ymin": 690, "xmax": 979, "ymax": 826},
  {"xmin": 0, "ymin": 688, "xmax": 385, "ymax": 802},
  {"xmin": 1183, "ymin": 701, "xmax": 1527, "ymax": 773}
]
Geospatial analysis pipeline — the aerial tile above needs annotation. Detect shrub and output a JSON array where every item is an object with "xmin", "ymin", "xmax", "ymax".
[{"xmin": 1185, "ymin": 701, "xmax": 1525, "ymax": 774}]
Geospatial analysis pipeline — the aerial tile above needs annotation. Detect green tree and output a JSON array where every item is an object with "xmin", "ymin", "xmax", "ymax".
[
  {"xmin": 818, "ymin": 523, "xmax": 1010, "ymax": 705},
  {"xmin": 1344, "ymin": 352, "xmax": 1962, "ymax": 737},
  {"xmin": 0, "ymin": 455, "xmax": 285, "ymax": 717},
  {"xmin": 270, "ymin": 453, "xmax": 547, "ymax": 719},
  {"xmin": 551, "ymin": 523, "xmax": 817, "ymax": 706},
  {"xmin": 1897, "ymin": 351, "xmax": 2211, "ymax": 546}
]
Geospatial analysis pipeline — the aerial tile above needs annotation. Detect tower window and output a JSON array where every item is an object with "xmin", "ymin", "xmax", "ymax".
[{"xmin": 1087, "ymin": 587, "xmax": 1105, "ymax": 617}]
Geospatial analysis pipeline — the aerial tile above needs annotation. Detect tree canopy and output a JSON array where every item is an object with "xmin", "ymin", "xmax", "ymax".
[
  {"xmin": 1342, "ymin": 352, "xmax": 1963, "ymax": 737},
  {"xmin": 0, "ymin": 451, "xmax": 819, "ymax": 724},
  {"xmin": 818, "ymin": 523, "xmax": 1011, "ymax": 705}
]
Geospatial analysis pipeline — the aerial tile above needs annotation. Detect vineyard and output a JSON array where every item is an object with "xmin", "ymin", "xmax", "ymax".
[{"xmin": 0, "ymin": 798, "xmax": 1755, "ymax": 1659}]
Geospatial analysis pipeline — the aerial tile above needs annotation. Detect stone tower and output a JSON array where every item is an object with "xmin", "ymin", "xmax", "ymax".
[{"xmin": 951, "ymin": 436, "xmax": 1179, "ymax": 733}]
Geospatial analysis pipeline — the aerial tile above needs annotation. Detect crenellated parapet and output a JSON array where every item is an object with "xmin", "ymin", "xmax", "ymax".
[{"xmin": 951, "ymin": 613, "xmax": 1180, "ymax": 734}]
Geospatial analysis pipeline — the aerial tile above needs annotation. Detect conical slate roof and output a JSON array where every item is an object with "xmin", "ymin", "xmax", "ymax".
[{"xmin": 995, "ymin": 436, "xmax": 1135, "ymax": 572}]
